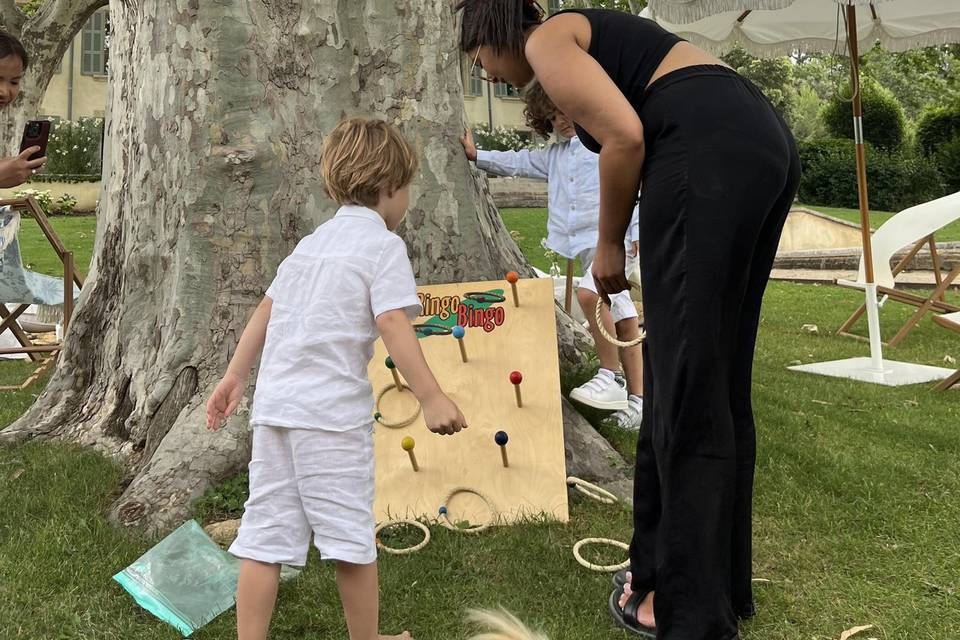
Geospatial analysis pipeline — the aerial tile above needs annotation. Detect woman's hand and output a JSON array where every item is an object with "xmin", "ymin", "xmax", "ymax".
[
  {"xmin": 0, "ymin": 147, "xmax": 47, "ymax": 189},
  {"xmin": 591, "ymin": 241, "xmax": 628, "ymax": 302},
  {"xmin": 459, "ymin": 128, "xmax": 478, "ymax": 162}
]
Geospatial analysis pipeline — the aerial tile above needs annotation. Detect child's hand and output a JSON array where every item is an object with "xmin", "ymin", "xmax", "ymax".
[
  {"xmin": 422, "ymin": 392, "xmax": 467, "ymax": 436},
  {"xmin": 630, "ymin": 241, "xmax": 639, "ymax": 257},
  {"xmin": 206, "ymin": 373, "xmax": 245, "ymax": 431},
  {"xmin": 459, "ymin": 128, "xmax": 478, "ymax": 162}
]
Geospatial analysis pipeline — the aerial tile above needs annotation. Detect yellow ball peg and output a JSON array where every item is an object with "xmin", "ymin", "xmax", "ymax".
[{"xmin": 401, "ymin": 436, "xmax": 419, "ymax": 472}]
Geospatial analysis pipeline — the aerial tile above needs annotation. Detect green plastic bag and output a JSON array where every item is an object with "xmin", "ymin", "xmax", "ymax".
[{"xmin": 113, "ymin": 520, "xmax": 240, "ymax": 637}]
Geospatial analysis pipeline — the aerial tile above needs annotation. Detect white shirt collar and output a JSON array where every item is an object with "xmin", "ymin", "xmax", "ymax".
[{"xmin": 335, "ymin": 204, "xmax": 387, "ymax": 228}]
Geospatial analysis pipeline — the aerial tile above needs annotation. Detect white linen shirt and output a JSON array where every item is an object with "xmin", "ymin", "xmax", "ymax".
[
  {"xmin": 476, "ymin": 136, "xmax": 639, "ymax": 259},
  {"xmin": 250, "ymin": 205, "xmax": 422, "ymax": 431}
]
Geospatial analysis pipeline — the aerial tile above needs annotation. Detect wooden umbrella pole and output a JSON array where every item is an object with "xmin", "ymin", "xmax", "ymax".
[
  {"xmin": 847, "ymin": 5, "xmax": 874, "ymax": 285},
  {"xmin": 564, "ymin": 258, "xmax": 574, "ymax": 314}
]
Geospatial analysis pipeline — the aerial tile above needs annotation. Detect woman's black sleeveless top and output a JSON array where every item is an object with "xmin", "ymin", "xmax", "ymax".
[{"xmin": 550, "ymin": 9, "xmax": 684, "ymax": 152}]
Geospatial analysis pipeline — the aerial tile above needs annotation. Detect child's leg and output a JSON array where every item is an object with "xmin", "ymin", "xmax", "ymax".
[
  {"xmin": 335, "ymin": 561, "xmax": 410, "ymax": 640},
  {"xmin": 229, "ymin": 427, "xmax": 313, "ymax": 640},
  {"xmin": 578, "ymin": 287, "xmax": 621, "ymax": 371},
  {"xmin": 292, "ymin": 426, "xmax": 409, "ymax": 639},
  {"xmin": 615, "ymin": 317, "xmax": 644, "ymax": 396},
  {"xmin": 237, "ymin": 559, "xmax": 282, "ymax": 640}
]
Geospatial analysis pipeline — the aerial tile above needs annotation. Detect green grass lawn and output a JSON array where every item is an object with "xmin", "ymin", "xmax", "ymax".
[
  {"xmin": 13, "ymin": 214, "xmax": 96, "ymax": 277},
  {"xmin": 2, "ymin": 210, "xmax": 960, "ymax": 639}
]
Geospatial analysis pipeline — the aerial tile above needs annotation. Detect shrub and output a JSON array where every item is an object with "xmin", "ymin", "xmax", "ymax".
[
  {"xmin": 821, "ymin": 81, "xmax": 906, "ymax": 151},
  {"xmin": 12, "ymin": 188, "xmax": 54, "ymax": 215},
  {"xmin": 916, "ymin": 101, "xmax": 960, "ymax": 157},
  {"xmin": 936, "ymin": 137, "xmax": 960, "ymax": 193},
  {"xmin": 798, "ymin": 138, "xmax": 942, "ymax": 211},
  {"xmin": 55, "ymin": 194, "xmax": 78, "ymax": 215},
  {"xmin": 473, "ymin": 125, "xmax": 532, "ymax": 152},
  {"xmin": 42, "ymin": 117, "xmax": 104, "ymax": 180}
]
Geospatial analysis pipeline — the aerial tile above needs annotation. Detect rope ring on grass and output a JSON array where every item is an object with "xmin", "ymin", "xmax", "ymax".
[
  {"xmin": 595, "ymin": 283, "xmax": 645, "ymax": 348},
  {"xmin": 374, "ymin": 519, "xmax": 431, "ymax": 555},
  {"xmin": 567, "ymin": 476, "xmax": 619, "ymax": 505},
  {"xmin": 573, "ymin": 538, "xmax": 631, "ymax": 572},
  {"xmin": 374, "ymin": 384, "xmax": 421, "ymax": 428},
  {"xmin": 438, "ymin": 487, "xmax": 497, "ymax": 534}
]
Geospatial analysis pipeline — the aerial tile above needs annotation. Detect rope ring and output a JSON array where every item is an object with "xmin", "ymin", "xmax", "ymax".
[
  {"xmin": 374, "ymin": 383, "xmax": 421, "ymax": 428},
  {"xmin": 414, "ymin": 323, "xmax": 452, "ymax": 337},
  {"xmin": 595, "ymin": 283, "xmax": 645, "ymax": 348},
  {"xmin": 463, "ymin": 291, "xmax": 506, "ymax": 304},
  {"xmin": 375, "ymin": 519, "xmax": 431, "ymax": 555},
  {"xmin": 573, "ymin": 538, "xmax": 630, "ymax": 572},
  {"xmin": 438, "ymin": 487, "xmax": 497, "ymax": 534},
  {"xmin": 567, "ymin": 476, "xmax": 619, "ymax": 505}
]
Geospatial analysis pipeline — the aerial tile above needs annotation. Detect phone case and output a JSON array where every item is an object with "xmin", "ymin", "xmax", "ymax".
[{"xmin": 19, "ymin": 120, "xmax": 51, "ymax": 161}]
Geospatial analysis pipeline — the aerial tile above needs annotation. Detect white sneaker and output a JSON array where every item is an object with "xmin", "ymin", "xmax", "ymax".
[
  {"xmin": 570, "ymin": 370, "xmax": 628, "ymax": 411},
  {"xmin": 606, "ymin": 397, "xmax": 643, "ymax": 431}
]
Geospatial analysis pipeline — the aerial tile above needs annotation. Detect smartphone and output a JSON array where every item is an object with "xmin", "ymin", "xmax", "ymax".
[{"xmin": 19, "ymin": 120, "xmax": 51, "ymax": 161}]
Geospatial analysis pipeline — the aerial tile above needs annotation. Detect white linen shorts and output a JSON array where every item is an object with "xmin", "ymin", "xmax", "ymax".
[
  {"xmin": 577, "ymin": 246, "xmax": 640, "ymax": 323},
  {"xmin": 229, "ymin": 424, "xmax": 376, "ymax": 566}
]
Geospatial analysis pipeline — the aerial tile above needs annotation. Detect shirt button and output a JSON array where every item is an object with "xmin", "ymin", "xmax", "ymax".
[{"xmin": 569, "ymin": 177, "xmax": 574, "ymax": 182}]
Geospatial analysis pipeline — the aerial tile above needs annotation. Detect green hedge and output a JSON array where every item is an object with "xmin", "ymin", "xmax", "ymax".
[
  {"xmin": 821, "ymin": 82, "xmax": 906, "ymax": 152},
  {"xmin": 798, "ymin": 138, "xmax": 943, "ymax": 211},
  {"xmin": 936, "ymin": 138, "xmax": 960, "ymax": 193},
  {"xmin": 916, "ymin": 101, "xmax": 960, "ymax": 157}
]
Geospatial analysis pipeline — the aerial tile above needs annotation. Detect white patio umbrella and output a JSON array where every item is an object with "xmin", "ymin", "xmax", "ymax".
[{"xmin": 642, "ymin": 0, "xmax": 960, "ymax": 386}]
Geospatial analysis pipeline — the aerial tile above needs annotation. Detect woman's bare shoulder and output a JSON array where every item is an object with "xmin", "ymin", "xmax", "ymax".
[{"xmin": 526, "ymin": 11, "xmax": 591, "ymax": 54}]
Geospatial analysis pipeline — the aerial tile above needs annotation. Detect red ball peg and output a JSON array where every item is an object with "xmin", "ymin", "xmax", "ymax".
[{"xmin": 510, "ymin": 370, "xmax": 523, "ymax": 407}]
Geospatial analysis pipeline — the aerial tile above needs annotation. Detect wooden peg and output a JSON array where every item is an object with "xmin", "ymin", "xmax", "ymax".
[
  {"xmin": 506, "ymin": 271, "xmax": 519, "ymax": 307},
  {"xmin": 385, "ymin": 356, "xmax": 403, "ymax": 392},
  {"xmin": 401, "ymin": 436, "xmax": 419, "ymax": 472},
  {"xmin": 509, "ymin": 370, "xmax": 523, "ymax": 408},
  {"xmin": 495, "ymin": 431, "xmax": 509, "ymax": 468},
  {"xmin": 453, "ymin": 325, "xmax": 468, "ymax": 362}
]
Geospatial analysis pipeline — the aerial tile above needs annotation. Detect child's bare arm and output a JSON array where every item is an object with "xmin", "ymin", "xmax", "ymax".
[
  {"xmin": 376, "ymin": 309, "xmax": 467, "ymax": 435},
  {"xmin": 206, "ymin": 297, "xmax": 272, "ymax": 429},
  {"xmin": 226, "ymin": 297, "xmax": 273, "ymax": 381}
]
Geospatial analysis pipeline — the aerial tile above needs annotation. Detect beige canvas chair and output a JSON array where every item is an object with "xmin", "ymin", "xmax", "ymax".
[
  {"xmin": 0, "ymin": 197, "xmax": 84, "ymax": 391},
  {"xmin": 837, "ymin": 191, "xmax": 960, "ymax": 347}
]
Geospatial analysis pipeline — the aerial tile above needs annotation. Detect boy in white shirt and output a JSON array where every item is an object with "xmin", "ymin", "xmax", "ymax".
[
  {"xmin": 460, "ymin": 83, "xmax": 644, "ymax": 430},
  {"xmin": 207, "ymin": 118, "xmax": 467, "ymax": 640}
]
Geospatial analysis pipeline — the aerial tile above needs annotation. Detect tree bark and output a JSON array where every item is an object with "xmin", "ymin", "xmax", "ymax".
[
  {"xmin": 1, "ymin": 0, "xmax": 610, "ymax": 533},
  {"xmin": 0, "ymin": 0, "xmax": 108, "ymax": 149}
]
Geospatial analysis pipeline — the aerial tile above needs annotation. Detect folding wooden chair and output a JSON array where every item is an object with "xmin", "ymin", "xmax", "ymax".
[
  {"xmin": 0, "ymin": 197, "xmax": 84, "ymax": 391},
  {"xmin": 932, "ymin": 312, "xmax": 960, "ymax": 391},
  {"xmin": 836, "ymin": 191, "xmax": 960, "ymax": 347}
]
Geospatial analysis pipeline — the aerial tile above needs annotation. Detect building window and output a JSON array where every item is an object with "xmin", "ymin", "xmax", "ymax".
[
  {"xmin": 465, "ymin": 63, "xmax": 484, "ymax": 97},
  {"xmin": 548, "ymin": 0, "xmax": 562, "ymax": 14},
  {"xmin": 495, "ymin": 82, "xmax": 520, "ymax": 99},
  {"xmin": 81, "ymin": 10, "xmax": 108, "ymax": 76}
]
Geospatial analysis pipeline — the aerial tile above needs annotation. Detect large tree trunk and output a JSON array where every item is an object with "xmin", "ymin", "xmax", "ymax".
[
  {"xmin": 1, "ymin": 0, "xmax": 621, "ymax": 532},
  {"xmin": 0, "ymin": 1, "xmax": 108, "ymax": 149}
]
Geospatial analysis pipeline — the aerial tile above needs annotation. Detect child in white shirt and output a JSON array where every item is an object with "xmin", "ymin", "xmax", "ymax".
[
  {"xmin": 460, "ymin": 83, "xmax": 644, "ymax": 430},
  {"xmin": 207, "ymin": 118, "xmax": 467, "ymax": 640}
]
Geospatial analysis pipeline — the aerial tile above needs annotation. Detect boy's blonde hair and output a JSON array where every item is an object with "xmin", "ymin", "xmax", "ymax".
[{"xmin": 321, "ymin": 117, "xmax": 419, "ymax": 207}]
